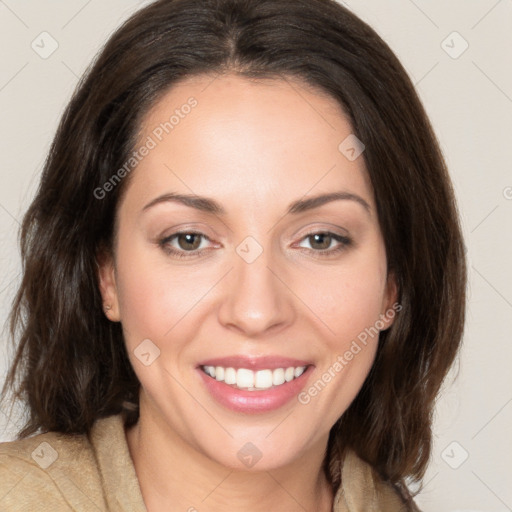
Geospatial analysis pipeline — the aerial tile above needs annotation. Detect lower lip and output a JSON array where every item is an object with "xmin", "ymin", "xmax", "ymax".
[{"xmin": 197, "ymin": 366, "xmax": 313, "ymax": 413}]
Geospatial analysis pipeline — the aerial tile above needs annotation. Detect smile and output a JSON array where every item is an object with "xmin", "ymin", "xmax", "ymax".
[
  {"xmin": 196, "ymin": 357, "xmax": 313, "ymax": 413},
  {"xmin": 201, "ymin": 365, "xmax": 307, "ymax": 391}
]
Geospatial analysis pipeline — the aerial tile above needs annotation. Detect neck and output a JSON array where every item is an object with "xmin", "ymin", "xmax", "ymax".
[{"xmin": 125, "ymin": 395, "xmax": 334, "ymax": 512}]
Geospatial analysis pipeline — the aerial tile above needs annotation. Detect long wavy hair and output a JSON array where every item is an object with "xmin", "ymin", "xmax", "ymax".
[{"xmin": 1, "ymin": 0, "xmax": 466, "ymax": 504}]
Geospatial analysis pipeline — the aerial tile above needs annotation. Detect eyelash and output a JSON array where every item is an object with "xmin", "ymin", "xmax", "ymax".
[{"xmin": 158, "ymin": 230, "xmax": 352, "ymax": 259}]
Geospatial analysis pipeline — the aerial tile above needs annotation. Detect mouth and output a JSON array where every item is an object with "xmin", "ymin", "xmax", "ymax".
[
  {"xmin": 196, "ymin": 356, "xmax": 314, "ymax": 413},
  {"xmin": 200, "ymin": 364, "xmax": 308, "ymax": 391}
]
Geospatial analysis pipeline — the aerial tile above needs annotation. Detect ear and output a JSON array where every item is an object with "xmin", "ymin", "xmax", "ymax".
[
  {"xmin": 379, "ymin": 270, "xmax": 399, "ymax": 331},
  {"xmin": 96, "ymin": 247, "xmax": 121, "ymax": 322}
]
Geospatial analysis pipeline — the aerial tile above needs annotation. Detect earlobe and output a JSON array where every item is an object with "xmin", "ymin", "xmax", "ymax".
[{"xmin": 96, "ymin": 248, "xmax": 121, "ymax": 322}]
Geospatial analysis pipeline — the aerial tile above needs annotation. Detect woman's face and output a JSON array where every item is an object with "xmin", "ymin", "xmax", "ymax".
[{"xmin": 99, "ymin": 73, "xmax": 397, "ymax": 470}]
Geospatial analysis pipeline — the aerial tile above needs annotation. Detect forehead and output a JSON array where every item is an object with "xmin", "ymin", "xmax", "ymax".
[{"xmin": 122, "ymin": 73, "xmax": 374, "ymax": 216}]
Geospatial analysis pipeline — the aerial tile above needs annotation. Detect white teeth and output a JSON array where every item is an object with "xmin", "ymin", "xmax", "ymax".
[
  {"xmin": 254, "ymin": 369, "xmax": 273, "ymax": 389},
  {"xmin": 224, "ymin": 367, "xmax": 236, "ymax": 385},
  {"xmin": 272, "ymin": 368, "xmax": 285, "ymax": 386},
  {"xmin": 236, "ymin": 368, "xmax": 254, "ymax": 388},
  {"xmin": 294, "ymin": 366, "xmax": 305, "ymax": 378},
  {"xmin": 202, "ymin": 365, "xmax": 307, "ymax": 390}
]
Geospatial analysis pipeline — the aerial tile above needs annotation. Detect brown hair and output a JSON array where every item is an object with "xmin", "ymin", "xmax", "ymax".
[{"xmin": 1, "ymin": 0, "xmax": 466, "ymax": 504}]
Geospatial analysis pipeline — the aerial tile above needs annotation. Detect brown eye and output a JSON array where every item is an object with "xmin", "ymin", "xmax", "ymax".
[
  {"xmin": 308, "ymin": 233, "xmax": 333, "ymax": 250},
  {"xmin": 297, "ymin": 231, "xmax": 352, "ymax": 258},
  {"xmin": 175, "ymin": 233, "xmax": 202, "ymax": 251},
  {"xmin": 159, "ymin": 231, "xmax": 212, "ymax": 259}
]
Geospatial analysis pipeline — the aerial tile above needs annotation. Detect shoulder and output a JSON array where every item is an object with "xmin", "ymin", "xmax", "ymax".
[
  {"xmin": 0, "ymin": 425, "xmax": 106, "ymax": 511},
  {"xmin": 334, "ymin": 448, "xmax": 422, "ymax": 512}
]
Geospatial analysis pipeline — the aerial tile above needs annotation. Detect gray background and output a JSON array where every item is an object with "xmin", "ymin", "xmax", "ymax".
[{"xmin": 1, "ymin": 1, "xmax": 511, "ymax": 510}]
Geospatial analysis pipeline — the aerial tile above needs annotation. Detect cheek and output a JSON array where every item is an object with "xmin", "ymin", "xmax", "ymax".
[
  {"xmin": 294, "ymin": 260, "xmax": 386, "ymax": 422},
  {"xmin": 114, "ymin": 234, "xmax": 199, "ymax": 348},
  {"xmin": 298, "ymin": 252, "xmax": 388, "ymax": 348}
]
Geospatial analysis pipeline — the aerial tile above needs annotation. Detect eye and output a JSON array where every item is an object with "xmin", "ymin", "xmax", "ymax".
[
  {"xmin": 158, "ymin": 229, "xmax": 352, "ymax": 260},
  {"xmin": 296, "ymin": 230, "xmax": 352, "ymax": 257},
  {"xmin": 159, "ymin": 231, "xmax": 213, "ymax": 259}
]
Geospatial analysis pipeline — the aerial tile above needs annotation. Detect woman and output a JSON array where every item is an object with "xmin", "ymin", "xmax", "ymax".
[{"xmin": 0, "ymin": 0, "xmax": 466, "ymax": 510}]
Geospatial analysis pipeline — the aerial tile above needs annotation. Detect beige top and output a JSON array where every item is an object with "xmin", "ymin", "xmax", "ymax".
[{"xmin": 0, "ymin": 413, "xmax": 416, "ymax": 511}]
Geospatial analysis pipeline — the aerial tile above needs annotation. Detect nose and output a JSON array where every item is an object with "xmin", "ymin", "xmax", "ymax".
[{"xmin": 217, "ymin": 242, "xmax": 296, "ymax": 338}]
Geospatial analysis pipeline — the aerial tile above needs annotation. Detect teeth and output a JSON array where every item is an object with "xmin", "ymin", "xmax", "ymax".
[
  {"xmin": 224, "ymin": 367, "xmax": 236, "ymax": 385},
  {"xmin": 272, "ymin": 368, "xmax": 285, "ymax": 386},
  {"xmin": 294, "ymin": 366, "xmax": 305, "ymax": 378},
  {"xmin": 236, "ymin": 368, "xmax": 254, "ymax": 388},
  {"xmin": 254, "ymin": 369, "xmax": 273, "ymax": 389},
  {"xmin": 215, "ymin": 366, "xmax": 224, "ymax": 381},
  {"xmin": 202, "ymin": 365, "xmax": 307, "ymax": 390}
]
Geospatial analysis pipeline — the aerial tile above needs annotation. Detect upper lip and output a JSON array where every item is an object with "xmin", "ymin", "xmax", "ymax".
[{"xmin": 197, "ymin": 355, "xmax": 312, "ymax": 371}]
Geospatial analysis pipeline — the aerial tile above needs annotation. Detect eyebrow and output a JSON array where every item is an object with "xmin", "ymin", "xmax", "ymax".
[{"xmin": 142, "ymin": 191, "xmax": 371, "ymax": 216}]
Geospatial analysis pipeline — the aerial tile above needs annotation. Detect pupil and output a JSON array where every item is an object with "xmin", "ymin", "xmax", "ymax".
[
  {"xmin": 312, "ymin": 234, "xmax": 330, "ymax": 250},
  {"xmin": 180, "ymin": 233, "xmax": 199, "ymax": 250}
]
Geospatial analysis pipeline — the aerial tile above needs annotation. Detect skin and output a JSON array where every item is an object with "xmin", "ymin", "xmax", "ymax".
[{"xmin": 98, "ymin": 73, "xmax": 397, "ymax": 512}]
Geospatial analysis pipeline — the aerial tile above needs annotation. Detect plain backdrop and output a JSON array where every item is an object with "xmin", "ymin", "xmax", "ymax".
[{"xmin": 0, "ymin": 1, "xmax": 511, "ymax": 511}]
